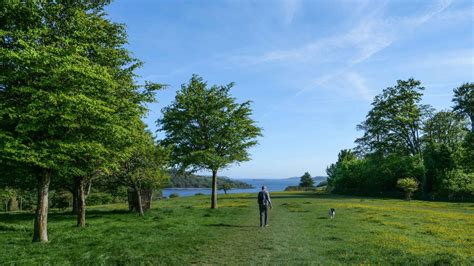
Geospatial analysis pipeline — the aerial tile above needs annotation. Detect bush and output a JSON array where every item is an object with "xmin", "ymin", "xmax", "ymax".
[
  {"xmin": 86, "ymin": 192, "xmax": 113, "ymax": 206},
  {"xmin": 51, "ymin": 190, "xmax": 72, "ymax": 210},
  {"xmin": 397, "ymin": 178, "xmax": 419, "ymax": 200},
  {"xmin": 443, "ymin": 169, "xmax": 474, "ymax": 198},
  {"xmin": 316, "ymin": 181, "xmax": 328, "ymax": 187},
  {"xmin": 169, "ymin": 193, "xmax": 180, "ymax": 198},
  {"xmin": 195, "ymin": 193, "xmax": 204, "ymax": 196},
  {"xmin": 284, "ymin": 186, "xmax": 316, "ymax": 192}
]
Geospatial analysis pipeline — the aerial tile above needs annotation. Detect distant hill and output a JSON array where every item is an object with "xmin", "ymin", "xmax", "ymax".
[{"xmin": 167, "ymin": 173, "xmax": 253, "ymax": 189}]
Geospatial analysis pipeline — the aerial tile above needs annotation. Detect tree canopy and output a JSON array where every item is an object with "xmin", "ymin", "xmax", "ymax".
[
  {"xmin": 158, "ymin": 74, "xmax": 262, "ymax": 208},
  {"xmin": 0, "ymin": 1, "xmax": 159, "ymax": 241}
]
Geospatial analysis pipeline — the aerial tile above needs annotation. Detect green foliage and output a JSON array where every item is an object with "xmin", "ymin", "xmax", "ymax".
[
  {"xmin": 109, "ymin": 128, "xmax": 170, "ymax": 191},
  {"xmin": 0, "ymin": 1, "xmax": 156, "ymax": 176},
  {"xmin": 452, "ymin": 82, "xmax": 474, "ymax": 132},
  {"xmin": 442, "ymin": 169, "xmax": 474, "ymax": 197},
  {"xmin": 0, "ymin": 0, "xmax": 162, "ymax": 239},
  {"xmin": 356, "ymin": 78, "xmax": 431, "ymax": 156},
  {"xmin": 0, "ymin": 188, "xmax": 15, "ymax": 212},
  {"xmin": 397, "ymin": 178, "xmax": 419, "ymax": 200},
  {"xmin": 158, "ymin": 75, "xmax": 261, "ymax": 208},
  {"xmin": 284, "ymin": 186, "xmax": 317, "ymax": 191},
  {"xmin": 86, "ymin": 192, "xmax": 114, "ymax": 206},
  {"xmin": 299, "ymin": 172, "xmax": 314, "ymax": 187},
  {"xmin": 51, "ymin": 190, "xmax": 72, "ymax": 210},
  {"xmin": 316, "ymin": 180, "xmax": 328, "ymax": 187},
  {"xmin": 219, "ymin": 183, "xmax": 232, "ymax": 194},
  {"xmin": 423, "ymin": 111, "xmax": 468, "ymax": 149},
  {"xmin": 168, "ymin": 193, "xmax": 180, "ymax": 198},
  {"xmin": 158, "ymin": 74, "xmax": 262, "ymax": 172},
  {"xmin": 329, "ymin": 80, "xmax": 473, "ymax": 199}
]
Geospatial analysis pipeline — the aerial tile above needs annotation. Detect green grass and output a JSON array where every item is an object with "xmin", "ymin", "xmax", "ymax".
[{"xmin": 1, "ymin": 192, "xmax": 473, "ymax": 264}]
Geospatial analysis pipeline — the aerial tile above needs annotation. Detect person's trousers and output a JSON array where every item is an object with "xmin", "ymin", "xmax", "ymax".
[{"xmin": 259, "ymin": 204, "xmax": 268, "ymax": 227}]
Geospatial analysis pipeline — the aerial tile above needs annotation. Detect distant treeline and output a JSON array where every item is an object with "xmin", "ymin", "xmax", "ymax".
[
  {"xmin": 168, "ymin": 173, "xmax": 253, "ymax": 189},
  {"xmin": 326, "ymin": 79, "xmax": 473, "ymax": 201}
]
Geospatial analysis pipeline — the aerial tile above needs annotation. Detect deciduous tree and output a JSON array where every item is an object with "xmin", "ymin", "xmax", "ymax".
[
  {"xmin": 158, "ymin": 75, "xmax": 262, "ymax": 209},
  {"xmin": 0, "ymin": 1, "xmax": 158, "ymax": 240}
]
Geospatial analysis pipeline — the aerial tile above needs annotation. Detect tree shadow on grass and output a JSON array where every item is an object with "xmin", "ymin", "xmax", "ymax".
[
  {"xmin": 206, "ymin": 223, "xmax": 256, "ymax": 228},
  {"xmin": 229, "ymin": 193, "xmax": 348, "ymax": 200},
  {"xmin": 0, "ymin": 209, "xmax": 132, "ymax": 224}
]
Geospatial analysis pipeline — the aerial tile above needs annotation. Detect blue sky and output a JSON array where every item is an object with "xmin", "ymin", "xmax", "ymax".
[{"xmin": 106, "ymin": 0, "xmax": 473, "ymax": 179}]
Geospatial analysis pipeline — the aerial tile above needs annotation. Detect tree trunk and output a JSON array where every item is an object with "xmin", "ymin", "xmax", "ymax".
[
  {"xmin": 71, "ymin": 187, "xmax": 78, "ymax": 214},
  {"xmin": 33, "ymin": 171, "xmax": 51, "ymax": 242},
  {"xmin": 76, "ymin": 178, "xmax": 86, "ymax": 227},
  {"xmin": 8, "ymin": 196, "xmax": 19, "ymax": 211},
  {"xmin": 211, "ymin": 170, "xmax": 218, "ymax": 209},
  {"xmin": 149, "ymin": 191, "xmax": 153, "ymax": 209},
  {"xmin": 85, "ymin": 180, "xmax": 92, "ymax": 197},
  {"xmin": 135, "ymin": 186, "xmax": 144, "ymax": 217}
]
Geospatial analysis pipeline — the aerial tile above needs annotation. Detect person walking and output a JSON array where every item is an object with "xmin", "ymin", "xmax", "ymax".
[{"xmin": 257, "ymin": 186, "xmax": 272, "ymax": 227}]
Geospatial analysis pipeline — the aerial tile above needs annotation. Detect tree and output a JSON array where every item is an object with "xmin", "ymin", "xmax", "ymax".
[
  {"xmin": 326, "ymin": 149, "xmax": 357, "ymax": 187},
  {"xmin": 0, "ymin": 1, "xmax": 157, "ymax": 241},
  {"xmin": 158, "ymin": 75, "xmax": 262, "ymax": 209},
  {"xmin": 355, "ymin": 79, "xmax": 431, "ymax": 195},
  {"xmin": 110, "ymin": 128, "xmax": 170, "ymax": 216},
  {"xmin": 397, "ymin": 178, "xmax": 419, "ymax": 200},
  {"xmin": 442, "ymin": 169, "xmax": 474, "ymax": 199},
  {"xmin": 220, "ymin": 183, "xmax": 232, "ymax": 195},
  {"xmin": 423, "ymin": 111, "xmax": 468, "ymax": 150},
  {"xmin": 422, "ymin": 110, "xmax": 468, "ymax": 194},
  {"xmin": 452, "ymin": 83, "xmax": 474, "ymax": 132},
  {"xmin": 299, "ymin": 172, "xmax": 314, "ymax": 187},
  {"xmin": 355, "ymin": 79, "xmax": 432, "ymax": 156}
]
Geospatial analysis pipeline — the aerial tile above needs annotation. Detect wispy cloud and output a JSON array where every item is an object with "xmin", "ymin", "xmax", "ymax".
[
  {"xmin": 252, "ymin": 0, "xmax": 455, "ymax": 118},
  {"xmin": 281, "ymin": 0, "xmax": 302, "ymax": 26},
  {"xmin": 345, "ymin": 72, "xmax": 374, "ymax": 101},
  {"xmin": 235, "ymin": 0, "xmax": 453, "ymax": 67}
]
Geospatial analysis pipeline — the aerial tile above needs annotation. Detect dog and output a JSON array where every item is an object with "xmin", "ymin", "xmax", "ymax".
[{"xmin": 328, "ymin": 208, "xmax": 336, "ymax": 219}]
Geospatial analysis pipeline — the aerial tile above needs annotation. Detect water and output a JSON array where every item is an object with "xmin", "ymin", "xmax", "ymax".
[{"xmin": 161, "ymin": 178, "xmax": 326, "ymax": 197}]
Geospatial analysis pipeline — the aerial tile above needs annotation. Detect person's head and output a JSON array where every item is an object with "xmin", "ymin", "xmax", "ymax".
[{"xmin": 261, "ymin": 186, "xmax": 266, "ymax": 191}]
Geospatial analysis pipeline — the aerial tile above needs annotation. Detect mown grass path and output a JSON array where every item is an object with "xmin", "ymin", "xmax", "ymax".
[{"xmin": 1, "ymin": 192, "xmax": 473, "ymax": 264}]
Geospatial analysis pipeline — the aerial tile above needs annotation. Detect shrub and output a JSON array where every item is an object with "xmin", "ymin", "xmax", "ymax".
[
  {"xmin": 397, "ymin": 178, "xmax": 419, "ymax": 200},
  {"xmin": 86, "ymin": 192, "xmax": 113, "ymax": 206},
  {"xmin": 284, "ymin": 186, "xmax": 316, "ymax": 192},
  {"xmin": 195, "ymin": 193, "xmax": 204, "ymax": 196},
  {"xmin": 169, "ymin": 193, "xmax": 180, "ymax": 198},
  {"xmin": 316, "ymin": 180, "xmax": 328, "ymax": 187},
  {"xmin": 51, "ymin": 190, "xmax": 72, "ymax": 210},
  {"xmin": 442, "ymin": 169, "xmax": 474, "ymax": 198}
]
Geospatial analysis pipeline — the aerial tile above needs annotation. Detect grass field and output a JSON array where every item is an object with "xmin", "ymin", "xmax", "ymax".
[{"xmin": 0, "ymin": 192, "xmax": 473, "ymax": 264}]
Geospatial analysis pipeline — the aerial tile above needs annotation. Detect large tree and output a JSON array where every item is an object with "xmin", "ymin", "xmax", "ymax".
[
  {"xmin": 423, "ymin": 111, "xmax": 469, "ymax": 150},
  {"xmin": 452, "ymin": 82, "xmax": 474, "ymax": 132},
  {"xmin": 356, "ymin": 79, "xmax": 432, "ymax": 156},
  {"xmin": 0, "ymin": 1, "xmax": 157, "ymax": 241},
  {"xmin": 158, "ymin": 75, "xmax": 262, "ymax": 209}
]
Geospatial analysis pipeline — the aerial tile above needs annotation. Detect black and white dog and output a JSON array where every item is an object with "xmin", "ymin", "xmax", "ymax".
[{"xmin": 328, "ymin": 208, "xmax": 336, "ymax": 219}]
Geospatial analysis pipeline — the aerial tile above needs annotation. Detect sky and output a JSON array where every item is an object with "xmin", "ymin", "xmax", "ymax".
[{"xmin": 106, "ymin": 0, "xmax": 474, "ymax": 179}]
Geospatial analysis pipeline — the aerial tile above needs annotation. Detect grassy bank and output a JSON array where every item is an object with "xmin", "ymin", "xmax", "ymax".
[{"xmin": 0, "ymin": 192, "xmax": 473, "ymax": 264}]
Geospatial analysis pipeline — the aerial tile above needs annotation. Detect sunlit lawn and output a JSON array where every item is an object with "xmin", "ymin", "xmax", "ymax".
[{"xmin": 1, "ymin": 192, "xmax": 473, "ymax": 264}]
